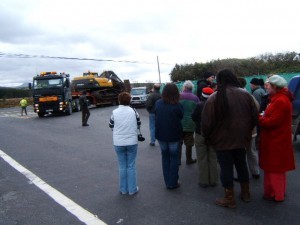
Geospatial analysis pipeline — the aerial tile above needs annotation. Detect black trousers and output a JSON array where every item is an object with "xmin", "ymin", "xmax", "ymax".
[
  {"xmin": 21, "ymin": 106, "xmax": 27, "ymax": 116},
  {"xmin": 82, "ymin": 108, "xmax": 90, "ymax": 125},
  {"xmin": 216, "ymin": 149, "xmax": 249, "ymax": 189}
]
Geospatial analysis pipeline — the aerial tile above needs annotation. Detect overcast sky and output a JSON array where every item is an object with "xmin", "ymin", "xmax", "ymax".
[{"xmin": 0, "ymin": 0, "xmax": 299, "ymax": 86}]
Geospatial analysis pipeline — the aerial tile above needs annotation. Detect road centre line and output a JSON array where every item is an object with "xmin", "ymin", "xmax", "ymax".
[{"xmin": 0, "ymin": 149, "xmax": 107, "ymax": 225}]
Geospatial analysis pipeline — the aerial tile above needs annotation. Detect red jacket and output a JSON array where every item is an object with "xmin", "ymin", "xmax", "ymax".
[{"xmin": 259, "ymin": 88, "xmax": 296, "ymax": 173}]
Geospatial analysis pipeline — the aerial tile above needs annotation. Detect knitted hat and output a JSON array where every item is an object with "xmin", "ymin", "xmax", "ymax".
[
  {"xmin": 268, "ymin": 75, "xmax": 287, "ymax": 88},
  {"xmin": 250, "ymin": 78, "xmax": 260, "ymax": 85},
  {"xmin": 202, "ymin": 87, "xmax": 214, "ymax": 98},
  {"xmin": 258, "ymin": 78, "xmax": 265, "ymax": 86},
  {"xmin": 204, "ymin": 72, "xmax": 215, "ymax": 79}
]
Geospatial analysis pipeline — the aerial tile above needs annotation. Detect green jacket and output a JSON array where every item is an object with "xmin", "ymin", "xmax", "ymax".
[
  {"xmin": 180, "ymin": 90, "xmax": 200, "ymax": 132},
  {"xmin": 20, "ymin": 99, "xmax": 27, "ymax": 107}
]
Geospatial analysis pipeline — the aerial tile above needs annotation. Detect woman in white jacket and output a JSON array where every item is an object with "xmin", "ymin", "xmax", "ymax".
[{"xmin": 109, "ymin": 92, "xmax": 141, "ymax": 195}]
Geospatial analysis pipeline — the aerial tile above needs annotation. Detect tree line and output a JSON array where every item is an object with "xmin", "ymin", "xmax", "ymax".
[
  {"xmin": 0, "ymin": 87, "xmax": 31, "ymax": 99},
  {"xmin": 170, "ymin": 52, "xmax": 300, "ymax": 81}
]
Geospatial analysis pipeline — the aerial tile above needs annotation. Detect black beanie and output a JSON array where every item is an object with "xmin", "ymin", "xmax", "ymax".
[
  {"xmin": 250, "ymin": 78, "xmax": 260, "ymax": 85},
  {"xmin": 204, "ymin": 72, "xmax": 214, "ymax": 79},
  {"xmin": 258, "ymin": 78, "xmax": 265, "ymax": 86}
]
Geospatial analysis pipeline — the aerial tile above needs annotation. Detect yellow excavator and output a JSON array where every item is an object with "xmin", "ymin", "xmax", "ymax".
[{"xmin": 71, "ymin": 71, "xmax": 127, "ymax": 106}]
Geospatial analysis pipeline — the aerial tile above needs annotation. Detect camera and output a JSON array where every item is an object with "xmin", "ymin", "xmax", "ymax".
[{"xmin": 138, "ymin": 134, "xmax": 145, "ymax": 142}]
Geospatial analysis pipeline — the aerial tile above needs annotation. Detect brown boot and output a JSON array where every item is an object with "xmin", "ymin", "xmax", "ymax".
[
  {"xmin": 240, "ymin": 182, "xmax": 251, "ymax": 202},
  {"xmin": 215, "ymin": 188, "xmax": 237, "ymax": 208},
  {"xmin": 186, "ymin": 146, "xmax": 197, "ymax": 164}
]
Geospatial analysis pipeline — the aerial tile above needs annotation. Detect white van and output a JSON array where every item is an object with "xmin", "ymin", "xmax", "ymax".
[{"xmin": 130, "ymin": 87, "xmax": 148, "ymax": 107}]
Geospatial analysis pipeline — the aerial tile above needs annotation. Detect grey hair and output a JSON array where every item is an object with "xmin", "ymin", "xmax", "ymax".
[{"xmin": 183, "ymin": 80, "xmax": 194, "ymax": 91}]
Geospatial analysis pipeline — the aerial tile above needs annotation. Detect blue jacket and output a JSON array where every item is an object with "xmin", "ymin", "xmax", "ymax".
[{"xmin": 155, "ymin": 99, "xmax": 184, "ymax": 142}]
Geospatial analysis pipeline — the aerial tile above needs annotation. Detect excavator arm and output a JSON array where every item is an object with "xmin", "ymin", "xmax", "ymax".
[{"xmin": 99, "ymin": 71, "xmax": 125, "ymax": 91}]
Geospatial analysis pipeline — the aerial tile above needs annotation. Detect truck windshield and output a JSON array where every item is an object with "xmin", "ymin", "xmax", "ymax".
[
  {"xmin": 33, "ymin": 78, "xmax": 63, "ymax": 89},
  {"xmin": 131, "ymin": 89, "xmax": 146, "ymax": 95}
]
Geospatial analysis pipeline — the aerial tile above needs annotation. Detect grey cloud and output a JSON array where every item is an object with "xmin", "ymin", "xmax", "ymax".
[
  {"xmin": 23, "ymin": 33, "xmax": 130, "ymax": 58},
  {"xmin": 0, "ymin": 6, "xmax": 129, "ymax": 58},
  {"xmin": 0, "ymin": 2, "xmax": 174, "ymax": 86},
  {"xmin": 115, "ymin": 12, "xmax": 176, "ymax": 34},
  {"xmin": 0, "ymin": 55, "xmax": 135, "ymax": 86},
  {"xmin": 0, "ymin": 7, "xmax": 41, "ymax": 44},
  {"xmin": 140, "ymin": 41, "xmax": 171, "ymax": 53}
]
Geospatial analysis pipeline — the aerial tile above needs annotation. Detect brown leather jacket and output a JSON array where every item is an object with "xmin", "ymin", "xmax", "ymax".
[{"xmin": 201, "ymin": 86, "xmax": 258, "ymax": 151}]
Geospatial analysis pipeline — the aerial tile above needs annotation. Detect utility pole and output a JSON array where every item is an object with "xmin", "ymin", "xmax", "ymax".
[{"xmin": 157, "ymin": 56, "xmax": 161, "ymax": 84}]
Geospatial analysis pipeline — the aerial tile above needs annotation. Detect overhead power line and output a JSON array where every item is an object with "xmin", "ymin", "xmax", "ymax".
[{"xmin": 0, "ymin": 52, "xmax": 174, "ymax": 65}]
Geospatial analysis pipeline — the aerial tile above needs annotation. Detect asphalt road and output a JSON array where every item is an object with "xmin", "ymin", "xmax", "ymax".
[{"xmin": 0, "ymin": 106, "xmax": 299, "ymax": 225}]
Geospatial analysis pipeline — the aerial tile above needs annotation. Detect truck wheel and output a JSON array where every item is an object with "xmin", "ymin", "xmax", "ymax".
[
  {"xmin": 38, "ymin": 112, "xmax": 45, "ymax": 118},
  {"xmin": 65, "ymin": 103, "xmax": 72, "ymax": 116}
]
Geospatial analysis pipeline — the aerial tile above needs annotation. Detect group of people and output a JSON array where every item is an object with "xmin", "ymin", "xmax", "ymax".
[{"xmin": 109, "ymin": 69, "xmax": 296, "ymax": 208}]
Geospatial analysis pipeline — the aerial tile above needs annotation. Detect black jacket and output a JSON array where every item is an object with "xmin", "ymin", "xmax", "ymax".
[
  {"xmin": 260, "ymin": 93, "xmax": 270, "ymax": 112},
  {"xmin": 191, "ymin": 100, "xmax": 207, "ymax": 135},
  {"xmin": 146, "ymin": 90, "xmax": 161, "ymax": 114},
  {"xmin": 79, "ymin": 95, "xmax": 89, "ymax": 109},
  {"xmin": 197, "ymin": 80, "xmax": 210, "ymax": 99}
]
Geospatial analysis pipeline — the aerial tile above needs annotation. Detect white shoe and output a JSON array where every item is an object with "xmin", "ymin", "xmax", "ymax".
[{"xmin": 129, "ymin": 186, "xmax": 139, "ymax": 196}]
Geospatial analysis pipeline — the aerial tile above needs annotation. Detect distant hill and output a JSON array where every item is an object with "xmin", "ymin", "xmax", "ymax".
[{"xmin": 16, "ymin": 83, "xmax": 30, "ymax": 89}]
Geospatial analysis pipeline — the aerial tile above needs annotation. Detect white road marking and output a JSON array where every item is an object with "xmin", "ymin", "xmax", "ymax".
[
  {"xmin": 0, "ymin": 111, "xmax": 36, "ymax": 119},
  {"xmin": 0, "ymin": 149, "xmax": 107, "ymax": 225}
]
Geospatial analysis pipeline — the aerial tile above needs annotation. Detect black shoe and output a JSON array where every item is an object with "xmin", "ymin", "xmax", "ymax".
[
  {"xmin": 167, "ymin": 181, "xmax": 181, "ymax": 190},
  {"xmin": 199, "ymin": 183, "xmax": 209, "ymax": 188},
  {"xmin": 82, "ymin": 124, "xmax": 89, "ymax": 126},
  {"xmin": 149, "ymin": 143, "xmax": 155, "ymax": 147},
  {"xmin": 252, "ymin": 174, "xmax": 260, "ymax": 179},
  {"xmin": 186, "ymin": 159, "xmax": 197, "ymax": 165},
  {"xmin": 263, "ymin": 195, "xmax": 275, "ymax": 201}
]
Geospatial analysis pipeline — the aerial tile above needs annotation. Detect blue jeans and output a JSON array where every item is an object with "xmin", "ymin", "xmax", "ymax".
[
  {"xmin": 149, "ymin": 113, "xmax": 156, "ymax": 144},
  {"xmin": 158, "ymin": 141, "xmax": 180, "ymax": 188},
  {"xmin": 114, "ymin": 145, "xmax": 138, "ymax": 194}
]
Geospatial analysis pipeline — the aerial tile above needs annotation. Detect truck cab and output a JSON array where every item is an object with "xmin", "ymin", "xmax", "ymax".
[
  {"xmin": 288, "ymin": 75, "xmax": 300, "ymax": 141},
  {"xmin": 130, "ymin": 87, "xmax": 148, "ymax": 107},
  {"xmin": 31, "ymin": 72, "xmax": 74, "ymax": 117}
]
